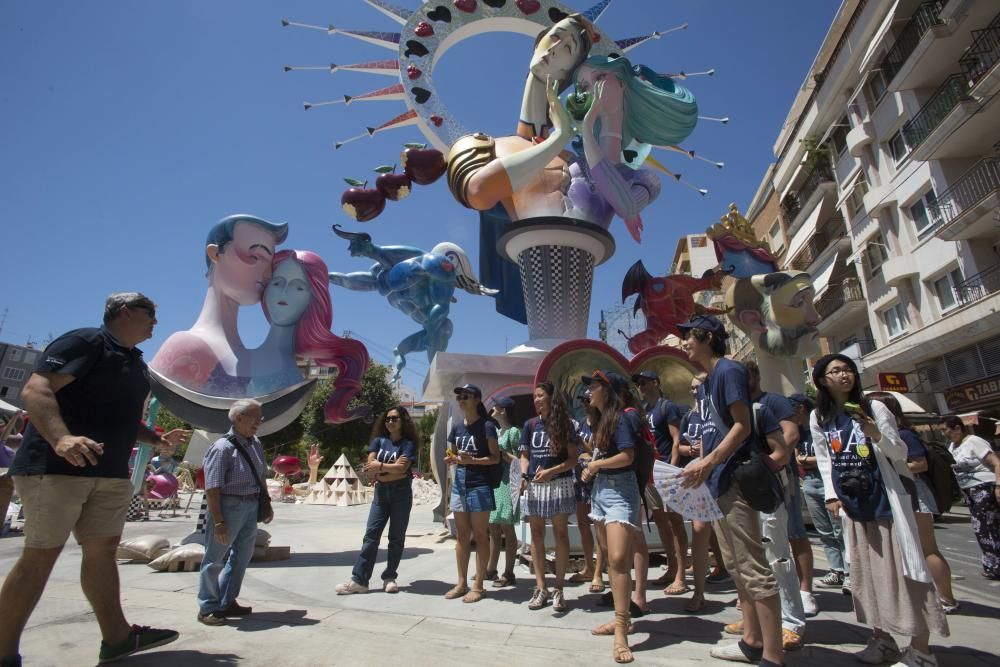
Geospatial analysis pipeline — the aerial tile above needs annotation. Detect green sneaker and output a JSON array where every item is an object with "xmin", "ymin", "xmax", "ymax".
[{"xmin": 98, "ymin": 625, "xmax": 179, "ymax": 663}]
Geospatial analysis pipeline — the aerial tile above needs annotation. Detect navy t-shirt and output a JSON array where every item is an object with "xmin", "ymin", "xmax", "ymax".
[
  {"xmin": 699, "ymin": 359, "xmax": 782, "ymax": 497},
  {"xmin": 644, "ymin": 397, "xmax": 684, "ymax": 460},
  {"xmin": 519, "ymin": 417, "xmax": 577, "ymax": 479},
  {"xmin": 368, "ymin": 436, "xmax": 417, "ymax": 478},
  {"xmin": 448, "ymin": 417, "xmax": 499, "ymax": 488},
  {"xmin": 797, "ymin": 425, "xmax": 821, "ymax": 479},
  {"xmin": 595, "ymin": 411, "xmax": 643, "ymax": 476},
  {"xmin": 820, "ymin": 411, "xmax": 891, "ymax": 522},
  {"xmin": 11, "ymin": 327, "xmax": 150, "ymax": 479},
  {"xmin": 900, "ymin": 427, "xmax": 932, "ymax": 487},
  {"xmin": 678, "ymin": 405, "xmax": 704, "ymax": 465}
]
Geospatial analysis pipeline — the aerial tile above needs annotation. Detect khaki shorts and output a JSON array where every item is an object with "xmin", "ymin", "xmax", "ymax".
[
  {"xmin": 14, "ymin": 475, "xmax": 133, "ymax": 549},
  {"xmin": 713, "ymin": 483, "xmax": 778, "ymax": 601}
]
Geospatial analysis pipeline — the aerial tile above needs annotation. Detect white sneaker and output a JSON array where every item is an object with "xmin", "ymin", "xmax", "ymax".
[
  {"xmin": 800, "ymin": 590, "xmax": 819, "ymax": 617},
  {"xmin": 854, "ymin": 636, "xmax": 901, "ymax": 664},
  {"xmin": 335, "ymin": 580, "xmax": 369, "ymax": 595},
  {"xmin": 384, "ymin": 579, "xmax": 399, "ymax": 593},
  {"xmin": 889, "ymin": 647, "xmax": 937, "ymax": 667},
  {"xmin": 709, "ymin": 640, "xmax": 763, "ymax": 663}
]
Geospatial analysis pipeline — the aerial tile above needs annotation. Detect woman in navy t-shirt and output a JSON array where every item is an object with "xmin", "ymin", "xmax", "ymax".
[
  {"xmin": 570, "ymin": 391, "xmax": 606, "ymax": 594},
  {"xmin": 578, "ymin": 370, "xmax": 642, "ymax": 664},
  {"xmin": 518, "ymin": 381, "xmax": 578, "ymax": 612},
  {"xmin": 445, "ymin": 384, "xmax": 500, "ymax": 604},
  {"xmin": 869, "ymin": 392, "xmax": 958, "ymax": 612},
  {"xmin": 336, "ymin": 406, "xmax": 418, "ymax": 596},
  {"xmin": 810, "ymin": 355, "xmax": 947, "ymax": 665}
]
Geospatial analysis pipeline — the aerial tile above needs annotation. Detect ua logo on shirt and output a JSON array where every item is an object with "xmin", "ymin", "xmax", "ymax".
[
  {"xmin": 455, "ymin": 435, "xmax": 477, "ymax": 454},
  {"xmin": 825, "ymin": 422, "xmax": 865, "ymax": 457},
  {"xmin": 530, "ymin": 430, "xmax": 549, "ymax": 452},
  {"xmin": 375, "ymin": 448, "xmax": 399, "ymax": 464}
]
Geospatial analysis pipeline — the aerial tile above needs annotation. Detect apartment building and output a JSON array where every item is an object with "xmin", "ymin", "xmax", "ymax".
[
  {"xmin": 759, "ymin": 0, "xmax": 1000, "ymax": 415},
  {"xmin": 0, "ymin": 342, "xmax": 38, "ymax": 408}
]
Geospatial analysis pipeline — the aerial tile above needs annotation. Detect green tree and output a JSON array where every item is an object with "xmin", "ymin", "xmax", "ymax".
[{"xmin": 416, "ymin": 409, "xmax": 438, "ymax": 475}]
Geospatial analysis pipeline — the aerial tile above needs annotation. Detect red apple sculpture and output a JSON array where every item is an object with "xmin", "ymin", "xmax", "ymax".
[
  {"xmin": 454, "ymin": 0, "xmax": 477, "ymax": 13},
  {"xmin": 400, "ymin": 143, "xmax": 447, "ymax": 186},
  {"xmin": 374, "ymin": 165, "xmax": 413, "ymax": 201},
  {"xmin": 341, "ymin": 178, "xmax": 386, "ymax": 222}
]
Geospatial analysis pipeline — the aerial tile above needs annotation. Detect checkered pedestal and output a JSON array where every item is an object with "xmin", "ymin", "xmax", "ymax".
[{"xmin": 498, "ymin": 218, "xmax": 615, "ymax": 344}]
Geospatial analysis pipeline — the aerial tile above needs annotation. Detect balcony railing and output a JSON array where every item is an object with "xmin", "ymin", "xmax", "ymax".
[
  {"xmin": 787, "ymin": 215, "xmax": 847, "ymax": 271},
  {"xmin": 959, "ymin": 12, "xmax": 1000, "ymax": 86},
  {"xmin": 816, "ymin": 278, "xmax": 864, "ymax": 320},
  {"xmin": 881, "ymin": 1, "xmax": 946, "ymax": 83},
  {"xmin": 928, "ymin": 157, "xmax": 1000, "ymax": 231},
  {"xmin": 841, "ymin": 338, "xmax": 877, "ymax": 356},
  {"xmin": 901, "ymin": 74, "xmax": 970, "ymax": 149},
  {"xmin": 956, "ymin": 263, "xmax": 1000, "ymax": 306},
  {"xmin": 780, "ymin": 165, "xmax": 835, "ymax": 229}
]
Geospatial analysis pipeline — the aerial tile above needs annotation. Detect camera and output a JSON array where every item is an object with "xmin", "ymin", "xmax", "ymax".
[{"xmin": 839, "ymin": 468, "xmax": 872, "ymax": 499}]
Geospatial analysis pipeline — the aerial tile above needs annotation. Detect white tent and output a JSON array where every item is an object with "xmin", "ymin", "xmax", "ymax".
[{"xmin": 865, "ymin": 390, "xmax": 925, "ymax": 414}]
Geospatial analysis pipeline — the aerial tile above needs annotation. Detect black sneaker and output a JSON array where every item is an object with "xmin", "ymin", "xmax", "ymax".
[
  {"xmin": 221, "ymin": 600, "xmax": 252, "ymax": 616},
  {"xmin": 197, "ymin": 611, "xmax": 227, "ymax": 626},
  {"xmin": 98, "ymin": 625, "xmax": 179, "ymax": 663},
  {"xmin": 0, "ymin": 654, "xmax": 21, "ymax": 667}
]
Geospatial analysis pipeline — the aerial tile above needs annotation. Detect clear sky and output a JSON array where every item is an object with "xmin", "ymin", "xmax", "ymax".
[{"xmin": 0, "ymin": 0, "xmax": 839, "ymax": 392}]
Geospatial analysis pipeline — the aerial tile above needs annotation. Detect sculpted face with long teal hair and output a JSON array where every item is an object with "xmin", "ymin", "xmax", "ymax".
[{"xmin": 573, "ymin": 55, "xmax": 698, "ymax": 167}]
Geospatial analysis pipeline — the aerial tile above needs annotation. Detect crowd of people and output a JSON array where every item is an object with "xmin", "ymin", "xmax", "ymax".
[{"xmin": 1, "ymin": 298, "xmax": 999, "ymax": 666}]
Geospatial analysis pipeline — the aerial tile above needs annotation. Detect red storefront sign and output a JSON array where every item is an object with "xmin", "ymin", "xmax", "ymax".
[
  {"xmin": 878, "ymin": 372, "xmax": 909, "ymax": 393},
  {"xmin": 944, "ymin": 375, "xmax": 1000, "ymax": 411}
]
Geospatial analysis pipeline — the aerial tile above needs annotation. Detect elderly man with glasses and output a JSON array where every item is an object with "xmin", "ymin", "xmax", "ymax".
[{"xmin": 197, "ymin": 399, "xmax": 271, "ymax": 626}]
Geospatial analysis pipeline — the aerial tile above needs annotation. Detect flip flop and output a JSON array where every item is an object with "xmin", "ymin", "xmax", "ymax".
[
  {"xmin": 664, "ymin": 582, "xmax": 690, "ymax": 596},
  {"xmin": 444, "ymin": 584, "xmax": 469, "ymax": 600},
  {"xmin": 652, "ymin": 570, "xmax": 677, "ymax": 586},
  {"xmin": 591, "ymin": 621, "xmax": 636, "ymax": 636},
  {"xmin": 462, "ymin": 589, "xmax": 485, "ymax": 603},
  {"xmin": 568, "ymin": 572, "xmax": 593, "ymax": 583},
  {"xmin": 492, "ymin": 573, "xmax": 516, "ymax": 588},
  {"xmin": 589, "ymin": 582, "xmax": 606, "ymax": 594}
]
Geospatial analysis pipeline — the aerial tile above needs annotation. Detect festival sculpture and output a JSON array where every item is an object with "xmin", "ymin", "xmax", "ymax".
[
  {"xmin": 725, "ymin": 271, "xmax": 821, "ymax": 358},
  {"xmin": 620, "ymin": 261, "xmax": 730, "ymax": 354},
  {"xmin": 327, "ymin": 224, "xmax": 497, "ymax": 381},
  {"xmin": 149, "ymin": 215, "xmax": 370, "ymax": 434}
]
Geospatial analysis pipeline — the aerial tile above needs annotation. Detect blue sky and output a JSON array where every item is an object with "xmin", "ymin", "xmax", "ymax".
[{"xmin": 0, "ymin": 0, "xmax": 838, "ymax": 392}]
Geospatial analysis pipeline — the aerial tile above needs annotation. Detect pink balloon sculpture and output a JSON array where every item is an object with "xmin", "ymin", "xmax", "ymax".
[
  {"xmin": 148, "ymin": 473, "xmax": 179, "ymax": 500},
  {"xmin": 272, "ymin": 455, "xmax": 301, "ymax": 477}
]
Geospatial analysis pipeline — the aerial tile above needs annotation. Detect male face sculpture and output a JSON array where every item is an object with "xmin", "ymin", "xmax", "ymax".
[
  {"xmin": 727, "ymin": 271, "xmax": 822, "ymax": 357},
  {"xmin": 206, "ymin": 221, "xmax": 279, "ymax": 305}
]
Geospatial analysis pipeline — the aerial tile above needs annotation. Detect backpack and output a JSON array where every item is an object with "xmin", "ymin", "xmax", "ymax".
[
  {"xmin": 624, "ymin": 407, "xmax": 658, "ymax": 524},
  {"xmin": 923, "ymin": 440, "xmax": 959, "ymax": 515}
]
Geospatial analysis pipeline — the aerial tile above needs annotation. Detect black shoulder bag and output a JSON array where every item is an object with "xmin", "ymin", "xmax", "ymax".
[
  {"xmin": 708, "ymin": 399, "xmax": 784, "ymax": 514},
  {"xmin": 227, "ymin": 435, "xmax": 274, "ymax": 523}
]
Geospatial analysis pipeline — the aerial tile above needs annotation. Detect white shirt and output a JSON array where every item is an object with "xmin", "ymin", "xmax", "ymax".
[{"xmin": 949, "ymin": 435, "xmax": 997, "ymax": 489}]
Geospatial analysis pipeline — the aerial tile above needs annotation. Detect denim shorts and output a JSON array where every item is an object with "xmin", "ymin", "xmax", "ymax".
[
  {"xmin": 785, "ymin": 476, "xmax": 807, "ymax": 540},
  {"xmin": 589, "ymin": 472, "xmax": 641, "ymax": 529},
  {"xmin": 450, "ymin": 469, "xmax": 495, "ymax": 514}
]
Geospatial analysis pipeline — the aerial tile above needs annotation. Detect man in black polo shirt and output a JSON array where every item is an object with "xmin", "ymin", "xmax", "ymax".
[{"xmin": 0, "ymin": 292, "xmax": 190, "ymax": 667}]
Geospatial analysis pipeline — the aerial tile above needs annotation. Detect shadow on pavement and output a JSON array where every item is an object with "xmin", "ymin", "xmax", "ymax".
[
  {"xmin": 812, "ymin": 590, "xmax": 856, "ymax": 613},
  {"xmin": 249, "ymin": 547, "xmax": 433, "ymax": 568},
  {"xmin": 799, "ymin": 618, "xmax": 871, "ymax": 644},
  {"xmin": 404, "ymin": 579, "xmax": 459, "ymax": 596},
  {"xmin": 232, "ymin": 609, "xmax": 320, "ymax": 631},
  {"xmin": 118, "ymin": 649, "xmax": 241, "ymax": 665},
  {"xmin": 934, "ymin": 644, "xmax": 999, "ymax": 666},
  {"xmin": 950, "ymin": 598, "xmax": 1000, "ymax": 620},
  {"xmin": 628, "ymin": 616, "xmax": 723, "ymax": 652}
]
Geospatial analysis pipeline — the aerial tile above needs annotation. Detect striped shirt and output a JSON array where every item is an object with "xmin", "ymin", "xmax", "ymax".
[{"xmin": 203, "ymin": 429, "xmax": 267, "ymax": 496}]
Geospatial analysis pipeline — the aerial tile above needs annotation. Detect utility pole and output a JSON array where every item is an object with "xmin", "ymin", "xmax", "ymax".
[
  {"xmin": 0, "ymin": 308, "xmax": 7, "ymax": 339},
  {"xmin": 598, "ymin": 310, "xmax": 608, "ymax": 342}
]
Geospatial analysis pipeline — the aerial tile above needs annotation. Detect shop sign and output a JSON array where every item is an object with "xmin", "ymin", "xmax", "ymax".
[
  {"xmin": 944, "ymin": 375, "xmax": 1000, "ymax": 411},
  {"xmin": 878, "ymin": 372, "xmax": 909, "ymax": 393}
]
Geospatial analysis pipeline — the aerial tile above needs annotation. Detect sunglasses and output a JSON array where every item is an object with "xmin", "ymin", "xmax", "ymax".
[
  {"xmin": 129, "ymin": 304, "xmax": 156, "ymax": 319},
  {"xmin": 385, "ymin": 415, "xmax": 401, "ymax": 423},
  {"xmin": 456, "ymin": 393, "xmax": 475, "ymax": 401}
]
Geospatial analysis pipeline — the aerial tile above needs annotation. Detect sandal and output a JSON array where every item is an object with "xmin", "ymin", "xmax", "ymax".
[
  {"xmin": 664, "ymin": 582, "xmax": 690, "ymax": 596},
  {"xmin": 614, "ymin": 644, "xmax": 635, "ymax": 664},
  {"xmin": 484, "ymin": 569, "xmax": 498, "ymax": 581},
  {"xmin": 492, "ymin": 572, "xmax": 516, "ymax": 588},
  {"xmin": 591, "ymin": 621, "xmax": 636, "ymax": 636},
  {"xmin": 613, "ymin": 611, "xmax": 635, "ymax": 664},
  {"xmin": 444, "ymin": 584, "xmax": 469, "ymax": 600},
  {"xmin": 462, "ymin": 588, "xmax": 485, "ymax": 603},
  {"xmin": 568, "ymin": 571, "xmax": 593, "ymax": 583},
  {"xmin": 589, "ymin": 581, "xmax": 606, "ymax": 594},
  {"xmin": 684, "ymin": 593, "xmax": 705, "ymax": 613},
  {"xmin": 652, "ymin": 569, "xmax": 677, "ymax": 586}
]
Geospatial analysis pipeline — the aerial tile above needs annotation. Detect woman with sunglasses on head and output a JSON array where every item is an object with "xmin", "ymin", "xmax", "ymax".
[
  {"xmin": 519, "ymin": 382, "xmax": 579, "ymax": 612},
  {"xmin": 570, "ymin": 390, "xmax": 606, "ymax": 593},
  {"xmin": 486, "ymin": 396, "xmax": 520, "ymax": 589},
  {"xmin": 811, "ymin": 355, "xmax": 947, "ymax": 667},
  {"xmin": 941, "ymin": 415, "xmax": 1000, "ymax": 581},
  {"xmin": 336, "ymin": 406, "xmax": 419, "ymax": 595},
  {"xmin": 445, "ymin": 384, "xmax": 501, "ymax": 603},
  {"xmin": 870, "ymin": 393, "xmax": 958, "ymax": 613},
  {"xmin": 579, "ymin": 370, "xmax": 642, "ymax": 664}
]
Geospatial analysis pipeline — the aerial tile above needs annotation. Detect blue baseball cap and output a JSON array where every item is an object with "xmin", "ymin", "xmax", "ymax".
[
  {"xmin": 632, "ymin": 369, "xmax": 659, "ymax": 384},
  {"xmin": 581, "ymin": 369, "xmax": 628, "ymax": 394},
  {"xmin": 453, "ymin": 384, "xmax": 482, "ymax": 398},
  {"xmin": 490, "ymin": 396, "xmax": 515, "ymax": 410},
  {"xmin": 676, "ymin": 314, "xmax": 728, "ymax": 338}
]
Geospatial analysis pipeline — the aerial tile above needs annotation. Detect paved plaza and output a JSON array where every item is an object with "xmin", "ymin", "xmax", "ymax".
[{"xmin": 1, "ymin": 499, "xmax": 998, "ymax": 666}]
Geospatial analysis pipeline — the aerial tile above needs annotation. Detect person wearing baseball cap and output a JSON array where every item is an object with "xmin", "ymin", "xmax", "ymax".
[
  {"xmin": 445, "ymin": 383, "xmax": 500, "ymax": 604},
  {"xmin": 676, "ymin": 315, "xmax": 785, "ymax": 666},
  {"xmin": 486, "ymin": 395, "xmax": 520, "ymax": 589},
  {"xmin": 578, "ymin": 369, "xmax": 645, "ymax": 663}
]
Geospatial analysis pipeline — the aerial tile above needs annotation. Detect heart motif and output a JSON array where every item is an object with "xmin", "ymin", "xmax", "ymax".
[
  {"xmin": 406, "ymin": 64, "xmax": 422, "ymax": 80},
  {"xmin": 534, "ymin": 340, "xmax": 699, "ymax": 414},
  {"xmin": 427, "ymin": 5, "xmax": 452, "ymax": 22},
  {"xmin": 515, "ymin": 0, "xmax": 540, "ymax": 15},
  {"xmin": 415, "ymin": 21, "xmax": 434, "ymax": 37},
  {"xmin": 483, "ymin": 0, "xmax": 506, "ymax": 7},
  {"xmin": 453, "ymin": 0, "xmax": 477, "ymax": 12},
  {"xmin": 548, "ymin": 7, "xmax": 568, "ymax": 23},
  {"xmin": 430, "ymin": 115, "xmax": 444, "ymax": 127},
  {"xmin": 404, "ymin": 40, "xmax": 429, "ymax": 58},
  {"xmin": 412, "ymin": 87, "xmax": 432, "ymax": 104}
]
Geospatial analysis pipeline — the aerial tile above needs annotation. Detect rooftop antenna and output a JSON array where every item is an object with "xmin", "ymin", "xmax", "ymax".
[{"xmin": 0, "ymin": 308, "xmax": 7, "ymax": 338}]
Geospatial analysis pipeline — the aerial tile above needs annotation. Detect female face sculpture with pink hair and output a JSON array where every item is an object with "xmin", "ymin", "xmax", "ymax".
[{"xmin": 261, "ymin": 250, "xmax": 370, "ymax": 423}]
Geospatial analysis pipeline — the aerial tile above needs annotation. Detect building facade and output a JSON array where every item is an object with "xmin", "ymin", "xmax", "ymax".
[
  {"xmin": 0, "ymin": 343, "xmax": 38, "ymax": 408},
  {"xmin": 759, "ymin": 0, "xmax": 1000, "ymax": 416}
]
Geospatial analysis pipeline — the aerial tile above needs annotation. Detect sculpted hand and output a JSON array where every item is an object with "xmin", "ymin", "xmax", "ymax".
[
  {"xmin": 308, "ymin": 444, "xmax": 323, "ymax": 470},
  {"xmin": 55, "ymin": 435, "xmax": 104, "ymax": 467},
  {"xmin": 546, "ymin": 76, "xmax": 573, "ymax": 137}
]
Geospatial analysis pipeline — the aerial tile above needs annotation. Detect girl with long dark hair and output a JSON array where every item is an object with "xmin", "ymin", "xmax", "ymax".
[
  {"xmin": 869, "ymin": 393, "xmax": 958, "ymax": 612},
  {"xmin": 487, "ymin": 397, "xmax": 520, "ymax": 588},
  {"xmin": 519, "ymin": 382, "xmax": 579, "ymax": 612},
  {"xmin": 941, "ymin": 415, "xmax": 1000, "ymax": 580},
  {"xmin": 579, "ymin": 370, "xmax": 642, "ymax": 664},
  {"xmin": 570, "ymin": 390, "xmax": 606, "ymax": 593},
  {"xmin": 445, "ymin": 384, "xmax": 501, "ymax": 603},
  {"xmin": 336, "ymin": 406, "xmax": 419, "ymax": 595},
  {"xmin": 810, "ymin": 355, "xmax": 947, "ymax": 666}
]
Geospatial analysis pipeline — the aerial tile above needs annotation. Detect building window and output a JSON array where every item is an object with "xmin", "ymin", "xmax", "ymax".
[
  {"xmin": 863, "ymin": 69, "xmax": 888, "ymax": 109},
  {"xmin": 910, "ymin": 189, "xmax": 943, "ymax": 238},
  {"xmin": 830, "ymin": 115, "xmax": 850, "ymax": 157},
  {"xmin": 23, "ymin": 351, "xmax": 37, "ymax": 365},
  {"xmin": 930, "ymin": 267, "xmax": 965, "ymax": 313},
  {"xmin": 768, "ymin": 220, "xmax": 784, "ymax": 255},
  {"xmin": 866, "ymin": 234, "xmax": 890, "ymax": 278},
  {"xmin": 1, "ymin": 367, "xmax": 25, "ymax": 382},
  {"xmin": 882, "ymin": 302, "xmax": 910, "ymax": 339},
  {"xmin": 690, "ymin": 235, "xmax": 707, "ymax": 248},
  {"xmin": 888, "ymin": 130, "xmax": 910, "ymax": 164},
  {"xmin": 9, "ymin": 348, "xmax": 22, "ymax": 362},
  {"xmin": 845, "ymin": 173, "xmax": 869, "ymax": 221},
  {"xmin": 0, "ymin": 387, "xmax": 6, "ymax": 398}
]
